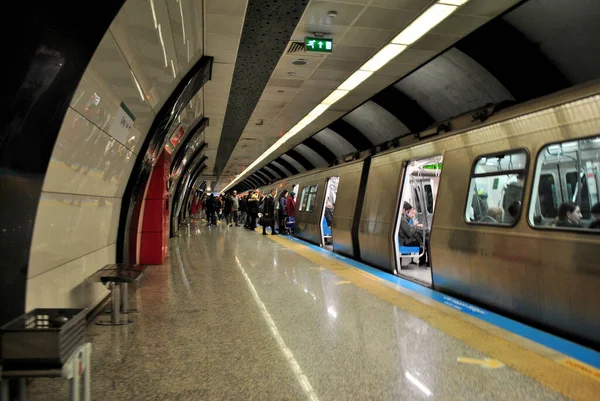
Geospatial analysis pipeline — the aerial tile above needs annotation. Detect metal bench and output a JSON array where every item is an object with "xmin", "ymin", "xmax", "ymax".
[{"xmin": 87, "ymin": 264, "xmax": 149, "ymax": 326}]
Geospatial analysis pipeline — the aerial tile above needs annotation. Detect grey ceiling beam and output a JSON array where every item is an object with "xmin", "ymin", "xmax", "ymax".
[
  {"xmin": 371, "ymin": 87, "xmax": 434, "ymax": 133},
  {"xmin": 259, "ymin": 168, "xmax": 276, "ymax": 181},
  {"xmin": 328, "ymin": 120, "xmax": 373, "ymax": 151},
  {"xmin": 286, "ymin": 149, "xmax": 314, "ymax": 170},
  {"xmin": 455, "ymin": 18, "xmax": 570, "ymax": 103},
  {"xmin": 265, "ymin": 164, "xmax": 285, "ymax": 179},
  {"xmin": 274, "ymin": 157, "xmax": 299, "ymax": 175},
  {"xmin": 303, "ymin": 137, "xmax": 337, "ymax": 165}
]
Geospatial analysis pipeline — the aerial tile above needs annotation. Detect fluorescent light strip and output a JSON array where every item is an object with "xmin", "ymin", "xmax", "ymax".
[
  {"xmin": 222, "ymin": 0, "xmax": 467, "ymax": 192},
  {"xmin": 158, "ymin": 24, "xmax": 168, "ymax": 68},
  {"xmin": 235, "ymin": 257, "xmax": 320, "ymax": 401},
  {"xmin": 149, "ymin": 0, "xmax": 158, "ymax": 29},
  {"xmin": 171, "ymin": 59, "xmax": 177, "ymax": 78},
  {"xmin": 179, "ymin": 0, "xmax": 186, "ymax": 44},
  {"xmin": 338, "ymin": 70, "xmax": 373, "ymax": 91},
  {"xmin": 360, "ymin": 44, "xmax": 407, "ymax": 72},
  {"xmin": 322, "ymin": 89, "xmax": 349, "ymax": 105},
  {"xmin": 130, "ymin": 71, "xmax": 145, "ymax": 101},
  {"xmin": 392, "ymin": 3, "xmax": 457, "ymax": 45}
]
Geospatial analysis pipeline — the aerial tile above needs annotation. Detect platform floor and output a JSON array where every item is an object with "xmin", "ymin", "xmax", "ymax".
[{"xmin": 27, "ymin": 221, "xmax": 598, "ymax": 400}]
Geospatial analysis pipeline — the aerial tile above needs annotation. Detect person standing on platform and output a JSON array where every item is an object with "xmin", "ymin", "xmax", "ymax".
[
  {"xmin": 262, "ymin": 189, "xmax": 278, "ymax": 235},
  {"xmin": 246, "ymin": 191, "xmax": 259, "ymax": 230},
  {"xmin": 278, "ymin": 189, "xmax": 288, "ymax": 234},
  {"xmin": 240, "ymin": 194, "xmax": 248, "ymax": 226},
  {"xmin": 223, "ymin": 194, "xmax": 233, "ymax": 227},
  {"xmin": 285, "ymin": 192, "xmax": 297, "ymax": 235},
  {"xmin": 231, "ymin": 190, "xmax": 240, "ymax": 227}
]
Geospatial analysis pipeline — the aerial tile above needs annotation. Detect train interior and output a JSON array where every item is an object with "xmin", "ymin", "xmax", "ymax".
[
  {"xmin": 320, "ymin": 176, "xmax": 339, "ymax": 250},
  {"xmin": 393, "ymin": 156, "xmax": 443, "ymax": 286},
  {"xmin": 530, "ymin": 136, "xmax": 600, "ymax": 229},
  {"xmin": 465, "ymin": 150, "xmax": 528, "ymax": 226}
]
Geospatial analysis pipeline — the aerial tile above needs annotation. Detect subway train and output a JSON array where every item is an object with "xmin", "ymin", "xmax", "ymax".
[{"xmin": 241, "ymin": 80, "xmax": 600, "ymax": 348}]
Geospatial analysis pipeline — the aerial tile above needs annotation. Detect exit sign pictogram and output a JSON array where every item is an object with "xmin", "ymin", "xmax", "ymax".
[{"xmin": 305, "ymin": 37, "xmax": 333, "ymax": 53}]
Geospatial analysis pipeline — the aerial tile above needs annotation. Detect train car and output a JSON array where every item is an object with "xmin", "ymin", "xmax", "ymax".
[{"xmin": 243, "ymin": 80, "xmax": 600, "ymax": 347}]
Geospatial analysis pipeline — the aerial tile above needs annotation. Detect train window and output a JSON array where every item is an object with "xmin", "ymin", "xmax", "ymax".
[
  {"xmin": 306, "ymin": 185, "xmax": 318, "ymax": 212},
  {"xmin": 529, "ymin": 136, "xmax": 600, "ymax": 231},
  {"xmin": 425, "ymin": 184, "xmax": 434, "ymax": 214},
  {"xmin": 465, "ymin": 150, "xmax": 528, "ymax": 226},
  {"xmin": 299, "ymin": 186, "xmax": 309, "ymax": 211}
]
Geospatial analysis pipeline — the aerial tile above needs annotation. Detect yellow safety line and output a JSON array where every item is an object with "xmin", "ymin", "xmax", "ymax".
[{"xmin": 264, "ymin": 233, "xmax": 600, "ymax": 401}]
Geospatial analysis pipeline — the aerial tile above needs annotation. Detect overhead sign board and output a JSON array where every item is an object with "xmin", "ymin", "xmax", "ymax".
[{"xmin": 305, "ymin": 37, "xmax": 333, "ymax": 53}]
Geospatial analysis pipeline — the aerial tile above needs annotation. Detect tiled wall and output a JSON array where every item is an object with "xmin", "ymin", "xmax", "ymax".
[{"xmin": 26, "ymin": 0, "xmax": 205, "ymax": 311}]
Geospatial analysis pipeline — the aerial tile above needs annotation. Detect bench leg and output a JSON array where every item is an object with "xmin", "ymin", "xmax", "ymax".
[{"xmin": 96, "ymin": 283, "xmax": 132, "ymax": 326}]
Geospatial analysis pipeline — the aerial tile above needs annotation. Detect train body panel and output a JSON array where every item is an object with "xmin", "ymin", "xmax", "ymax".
[{"xmin": 241, "ymin": 81, "xmax": 600, "ymax": 346}]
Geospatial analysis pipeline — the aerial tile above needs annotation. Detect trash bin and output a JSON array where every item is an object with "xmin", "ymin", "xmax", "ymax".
[{"xmin": 0, "ymin": 308, "xmax": 86, "ymax": 369}]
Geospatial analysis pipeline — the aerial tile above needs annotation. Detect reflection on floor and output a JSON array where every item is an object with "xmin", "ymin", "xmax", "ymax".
[
  {"xmin": 26, "ymin": 224, "xmax": 569, "ymax": 400},
  {"xmin": 399, "ymin": 264, "xmax": 432, "ymax": 284}
]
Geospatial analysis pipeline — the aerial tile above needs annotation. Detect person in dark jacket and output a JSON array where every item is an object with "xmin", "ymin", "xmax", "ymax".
[
  {"xmin": 399, "ymin": 207, "xmax": 426, "ymax": 265},
  {"xmin": 223, "ymin": 194, "xmax": 233, "ymax": 227},
  {"xmin": 278, "ymin": 190, "xmax": 288, "ymax": 233},
  {"xmin": 590, "ymin": 203, "xmax": 600, "ymax": 229},
  {"xmin": 285, "ymin": 192, "xmax": 297, "ymax": 234},
  {"xmin": 246, "ymin": 192, "xmax": 259, "ymax": 230},
  {"xmin": 206, "ymin": 194, "xmax": 217, "ymax": 226},
  {"xmin": 262, "ymin": 189, "xmax": 278, "ymax": 235}
]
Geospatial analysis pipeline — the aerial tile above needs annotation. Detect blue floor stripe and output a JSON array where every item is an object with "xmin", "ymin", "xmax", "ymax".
[{"xmin": 284, "ymin": 235, "xmax": 600, "ymax": 369}]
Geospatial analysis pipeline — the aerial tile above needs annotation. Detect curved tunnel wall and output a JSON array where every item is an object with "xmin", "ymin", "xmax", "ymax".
[
  {"xmin": 3, "ymin": 0, "xmax": 210, "ymax": 317},
  {"xmin": 0, "ymin": 1, "xmax": 126, "ymax": 325}
]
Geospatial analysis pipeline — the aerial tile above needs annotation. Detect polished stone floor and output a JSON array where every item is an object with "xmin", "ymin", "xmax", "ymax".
[{"xmin": 28, "ymin": 222, "xmax": 568, "ymax": 400}]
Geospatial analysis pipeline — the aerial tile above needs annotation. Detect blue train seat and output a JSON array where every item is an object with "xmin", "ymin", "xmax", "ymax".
[
  {"xmin": 322, "ymin": 219, "xmax": 332, "ymax": 237},
  {"xmin": 398, "ymin": 246, "xmax": 420, "ymax": 255}
]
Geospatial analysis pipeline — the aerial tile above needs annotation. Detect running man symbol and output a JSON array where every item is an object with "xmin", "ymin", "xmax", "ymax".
[{"xmin": 307, "ymin": 40, "xmax": 316, "ymax": 49}]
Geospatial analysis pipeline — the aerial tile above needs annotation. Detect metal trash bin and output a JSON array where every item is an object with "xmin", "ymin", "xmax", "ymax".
[{"xmin": 0, "ymin": 308, "xmax": 86, "ymax": 369}]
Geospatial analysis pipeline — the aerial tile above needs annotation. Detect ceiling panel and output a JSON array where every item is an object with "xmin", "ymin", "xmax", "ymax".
[
  {"xmin": 219, "ymin": 0, "xmax": 519, "ymax": 189},
  {"xmin": 354, "ymin": 7, "xmax": 417, "ymax": 31}
]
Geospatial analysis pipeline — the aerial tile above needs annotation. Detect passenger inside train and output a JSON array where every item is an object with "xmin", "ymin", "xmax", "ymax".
[
  {"xmin": 529, "ymin": 135, "xmax": 600, "ymax": 230},
  {"xmin": 393, "ymin": 156, "xmax": 442, "ymax": 285},
  {"xmin": 465, "ymin": 150, "xmax": 527, "ymax": 225}
]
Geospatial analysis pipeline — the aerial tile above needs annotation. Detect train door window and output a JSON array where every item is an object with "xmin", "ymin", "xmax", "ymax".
[
  {"xmin": 306, "ymin": 185, "xmax": 319, "ymax": 212},
  {"xmin": 393, "ymin": 156, "xmax": 443, "ymax": 287},
  {"xmin": 292, "ymin": 184, "xmax": 299, "ymax": 201},
  {"xmin": 465, "ymin": 150, "xmax": 528, "ymax": 226},
  {"xmin": 319, "ymin": 177, "xmax": 339, "ymax": 250},
  {"xmin": 299, "ymin": 186, "xmax": 309, "ymax": 211},
  {"xmin": 529, "ymin": 136, "xmax": 600, "ymax": 231}
]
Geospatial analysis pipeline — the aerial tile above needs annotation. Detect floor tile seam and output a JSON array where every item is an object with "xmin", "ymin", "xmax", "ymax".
[{"xmin": 263, "ymin": 234, "xmax": 600, "ymax": 400}]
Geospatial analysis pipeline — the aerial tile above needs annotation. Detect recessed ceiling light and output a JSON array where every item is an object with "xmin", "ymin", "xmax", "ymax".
[{"xmin": 291, "ymin": 59, "xmax": 309, "ymax": 66}]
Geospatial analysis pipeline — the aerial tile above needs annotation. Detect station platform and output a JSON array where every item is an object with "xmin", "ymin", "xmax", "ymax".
[{"xmin": 27, "ymin": 220, "xmax": 600, "ymax": 400}]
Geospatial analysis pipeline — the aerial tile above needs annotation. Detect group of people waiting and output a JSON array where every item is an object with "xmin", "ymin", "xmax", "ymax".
[{"xmin": 199, "ymin": 189, "xmax": 298, "ymax": 235}]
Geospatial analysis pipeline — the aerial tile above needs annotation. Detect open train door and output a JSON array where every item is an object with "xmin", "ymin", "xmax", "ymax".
[
  {"xmin": 393, "ymin": 156, "xmax": 443, "ymax": 286},
  {"xmin": 319, "ymin": 177, "xmax": 339, "ymax": 250}
]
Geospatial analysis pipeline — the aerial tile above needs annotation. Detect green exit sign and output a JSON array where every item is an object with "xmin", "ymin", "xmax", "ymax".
[{"xmin": 305, "ymin": 37, "xmax": 333, "ymax": 53}]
